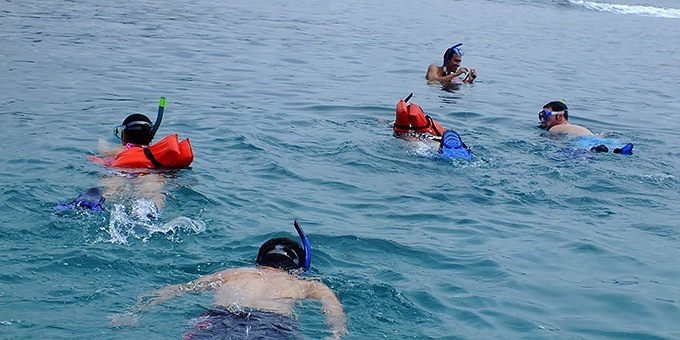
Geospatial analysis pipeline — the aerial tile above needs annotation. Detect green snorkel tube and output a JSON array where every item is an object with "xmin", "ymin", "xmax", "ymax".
[
  {"xmin": 294, "ymin": 220, "xmax": 312, "ymax": 271},
  {"xmin": 150, "ymin": 96, "xmax": 165, "ymax": 139}
]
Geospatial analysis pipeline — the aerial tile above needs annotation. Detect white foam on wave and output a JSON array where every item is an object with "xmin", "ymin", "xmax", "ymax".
[
  {"xmin": 101, "ymin": 203, "xmax": 206, "ymax": 245},
  {"xmin": 568, "ymin": 0, "xmax": 680, "ymax": 18}
]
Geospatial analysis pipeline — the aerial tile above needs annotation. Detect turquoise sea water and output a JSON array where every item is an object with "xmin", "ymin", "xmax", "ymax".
[{"xmin": 2, "ymin": 0, "xmax": 680, "ymax": 338}]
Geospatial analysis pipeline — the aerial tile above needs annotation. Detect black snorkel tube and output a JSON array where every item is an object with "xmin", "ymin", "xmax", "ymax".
[
  {"xmin": 150, "ymin": 96, "xmax": 165, "ymax": 139},
  {"xmin": 294, "ymin": 220, "xmax": 312, "ymax": 271}
]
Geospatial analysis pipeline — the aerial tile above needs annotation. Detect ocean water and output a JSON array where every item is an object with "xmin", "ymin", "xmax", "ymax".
[{"xmin": 2, "ymin": 0, "xmax": 680, "ymax": 338}]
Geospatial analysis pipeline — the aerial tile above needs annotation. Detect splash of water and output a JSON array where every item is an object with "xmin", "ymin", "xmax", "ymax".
[{"xmin": 101, "ymin": 203, "xmax": 206, "ymax": 245}]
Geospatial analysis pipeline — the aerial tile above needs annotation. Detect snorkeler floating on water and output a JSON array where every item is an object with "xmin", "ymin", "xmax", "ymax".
[
  {"xmin": 392, "ymin": 93, "xmax": 473, "ymax": 160},
  {"xmin": 57, "ymin": 98, "xmax": 194, "ymax": 214},
  {"xmin": 121, "ymin": 221, "xmax": 347, "ymax": 339},
  {"xmin": 91, "ymin": 97, "xmax": 194, "ymax": 169},
  {"xmin": 538, "ymin": 101, "xmax": 633, "ymax": 155},
  {"xmin": 426, "ymin": 43, "xmax": 477, "ymax": 84}
]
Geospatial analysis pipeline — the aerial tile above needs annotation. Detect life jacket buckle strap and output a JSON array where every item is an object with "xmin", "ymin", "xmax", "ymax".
[{"xmin": 143, "ymin": 147, "xmax": 164, "ymax": 168}]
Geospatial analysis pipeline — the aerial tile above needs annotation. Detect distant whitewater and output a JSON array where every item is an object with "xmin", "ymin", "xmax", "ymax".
[{"xmin": 568, "ymin": 0, "xmax": 680, "ymax": 18}]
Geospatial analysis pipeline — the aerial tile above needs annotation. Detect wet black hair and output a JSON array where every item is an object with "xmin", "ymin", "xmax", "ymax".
[
  {"xmin": 543, "ymin": 101, "xmax": 569, "ymax": 120},
  {"xmin": 121, "ymin": 114, "xmax": 153, "ymax": 145},
  {"xmin": 256, "ymin": 237, "xmax": 305, "ymax": 270}
]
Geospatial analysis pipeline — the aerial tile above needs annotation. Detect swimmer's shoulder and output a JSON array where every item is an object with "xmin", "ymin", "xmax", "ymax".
[{"xmin": 549, "ymin": 124, "xmax": 595, "ymax": 136}]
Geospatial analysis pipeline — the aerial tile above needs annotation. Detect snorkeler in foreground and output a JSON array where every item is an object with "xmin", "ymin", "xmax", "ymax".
[
  {"xmin": 426, "ymin": 43, "xmax": 477, "ymax": 84},
  {"xmin": 539, "ymin": 101, "xmax": 633, "ymax": 154},
  {"xmin": 124, "ymin": 221, "xmax": 347, "ymax": 340}
]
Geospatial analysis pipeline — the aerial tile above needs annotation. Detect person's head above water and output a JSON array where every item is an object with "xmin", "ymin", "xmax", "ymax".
[
  {"xmin": 539, "ymin": 101, "xmax": 569, "ymax": 129},
  {"xmin": 120, "ymin": 113, "xmax": 153, "ymax": 146},
  {"xmin": 256, "ymin": 237, "xmax": 306, "ymax": 271},
  {"xmin": 442, "ymin": 43, "xmax": 464, "ymax": 70}
]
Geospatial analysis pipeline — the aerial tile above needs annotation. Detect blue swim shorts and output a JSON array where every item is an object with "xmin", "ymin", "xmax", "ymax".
[{"xmin": 183, "ymin": 306, "xmax": 302, "ymax": 340}]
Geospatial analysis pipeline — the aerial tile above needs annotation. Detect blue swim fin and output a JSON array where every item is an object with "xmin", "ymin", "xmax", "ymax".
[
  {"xmin": 54, "ymin": 187, "xmax": 105, "ymax": 211},
  {"xmin": 438, "ymin": 130, "xmax": 473, "ymax": 160},
  {"xmin": 613, "ymin": 143, "xmax": 633, "ymax": 155}
]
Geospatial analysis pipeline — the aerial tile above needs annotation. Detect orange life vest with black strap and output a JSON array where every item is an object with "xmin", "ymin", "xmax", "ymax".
[
  {"xmin": 393, "ymin": 99, "xmax": 445, "ymax": 137},
  {"xmin": 110, "ymin": 134, "xmax": 193, "ymax": 169}
]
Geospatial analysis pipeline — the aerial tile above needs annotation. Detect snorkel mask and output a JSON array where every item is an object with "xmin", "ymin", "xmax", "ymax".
[
  {"xmin": 539, "ymin": 101, "xmax": 569, "ymax": 128},
  {"xmin": 538, "ymin": 109, "xmax": 566, "ymax": 127},
  {"xmin": 538, "ymin": 109, "xmax": 554, "ymax": 123},
  {"xmin": 113, "ymin": 120, "xmax": 152, "ymax": 139},
  {"xmin": 113, "ymin": 97, "xmax": 165, "ymax": 139},
  {"xmin": 443, "ymin": 43, "xmax": 464, "ymax": 65}
]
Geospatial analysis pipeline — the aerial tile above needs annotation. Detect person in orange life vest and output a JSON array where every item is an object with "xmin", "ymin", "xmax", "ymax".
[
  {"xmin": 391, "ymin": 93, "xmax": 446, "ymax": 139},
  {"xmin": 98, "ymin": 113, "xmax": 166, "ymax": 217},
  {"xmin": 426, "ymin": 43, "xmax": 477, "ymax": 84}
]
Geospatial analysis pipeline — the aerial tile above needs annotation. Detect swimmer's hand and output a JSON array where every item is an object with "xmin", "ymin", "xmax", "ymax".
[
  {"xmin": 447, "ymin": 67, "xmax": 468, "ymax": 81},
  {"xmin": 88, "ymin": 155, "xmax": 112, "ymax": 166},
  {"xmin": 463, "ymin": 69, "xmax": 477, "ymax": 83},
  {"xmin": 324, "ymin": 328, "xmax": 348, "ymax": 340},
  {"xmin": 108, "ymin": 312, "xmax": 140, "ymax": 327},
  {"xmin": 135, "ymin": 290, "xmax": 170, "ymax": 309}
]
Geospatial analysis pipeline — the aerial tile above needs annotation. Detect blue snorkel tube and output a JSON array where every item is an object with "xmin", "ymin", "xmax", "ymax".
[
  {"xmin": 150, "ymin": 96, "xmax": 165, "ymax": 139},
  {"xmin": 294, "ymin": 220, "xmax": 312, "ymax": 271}
]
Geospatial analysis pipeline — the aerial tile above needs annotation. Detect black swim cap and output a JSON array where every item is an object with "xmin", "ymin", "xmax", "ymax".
[
  {"xmin": 121, "ymin": 114, "xmax": 153, "ymax": 145},
  {"xmin": 256, "ymin": 238, "xmax": 305, "ymax": 270}
]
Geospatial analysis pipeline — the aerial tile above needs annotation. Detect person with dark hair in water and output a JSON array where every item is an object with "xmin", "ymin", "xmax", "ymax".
[
  {"xmin": 426, "ymin": 43, "xmax": 477, "ymax": 84},
  {"xmin": 538, "ymin": 101, "xmax": 633, "ymax": 154},
  {"xmin": 97, "ymin": 113, "xmax": 153, "ymax": 158},
  {"xmin": 123, "ymin": 222, "xmax": 347, "ymax": 340},
  {"xmin": 119, "ymin": 113, "xmax": 154, "ymax": 147},
  {"xmin": 538, "ymin": 101, "xmax": 594, "ymax": 136}
]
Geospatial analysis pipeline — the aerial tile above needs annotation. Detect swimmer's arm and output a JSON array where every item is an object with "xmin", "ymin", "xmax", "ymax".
[
  {"xmin": 134, "ymin": 271, "xmax": 232, "ymax": 311},
  {"xmin": 306, "ymin": 281, "xmax": 348, "ymax": 339},
  {"xmin": 101, "ymin": 146, "xmax": 125, "ymax": 158},
  {"xmin": 426, "ymin": 64, "xmax": 466, "ymax": 83}
]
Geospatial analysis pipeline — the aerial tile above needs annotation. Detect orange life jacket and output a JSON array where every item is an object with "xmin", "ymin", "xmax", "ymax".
[
  {"xmin": 392, "ymin": 99, "xmax": 445, "ymax": 136},
  {"xmin": 110, "ymin": 134, "xmax": 193, "ymax": 169}
]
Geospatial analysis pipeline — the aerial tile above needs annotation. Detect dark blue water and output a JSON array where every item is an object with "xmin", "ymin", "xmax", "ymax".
[{"xmin": 2, "ymin": 0, "xmax": 680, "ymax": 338}]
